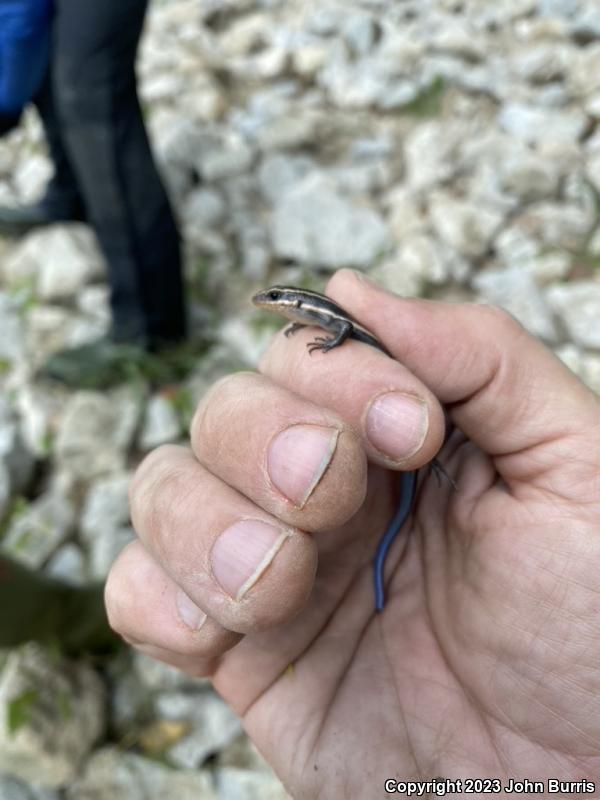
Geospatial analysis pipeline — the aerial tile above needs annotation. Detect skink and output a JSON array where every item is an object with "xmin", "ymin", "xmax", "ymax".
[{"xmin": 252, "ymin": 284, "xmax": 431, "ymax": 611}]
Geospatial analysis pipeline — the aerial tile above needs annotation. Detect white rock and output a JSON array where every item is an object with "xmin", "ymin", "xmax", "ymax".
[
  {"xmin": 317, "ymin": 44, "xmax": 388, "ymax": 109},
  {"xmin": 342, "ymin": 13, "xmax": 380, "ymax": 56},
  {"xmin": 464, "ymin": 161, "xmax": 519, "ymax": 216},
  {"xmin": 65, "ymin": 748, "xmax": 216, "ymax": 800},
  {"xmin": 256, "ymin": 111, "xmax": 321, "ymax": 151},
  {"xmin": 0, "ymin": 396, "xmax": 35, "ymax": 495},
  {"xmin": 571, "ymin": 5, "xmax": 600, "ymax": 42},
  {"xmin": 511, "ymin": 43, "xmax": 568, "ymax": 83},
  {"xmin": 567, "ymin": 42, "xmax": 600, "ymax": 99},
  {"xmin": 413, "ymin": 234, "xmax": 471, "ymax": 283},
  {"xmin": 251, "ymin": 46, "xmax": 291, "ymax": 80},
  {"xmin": 329, "ymin": 160, "xmax": 394, "ymax": 196},
  {"xmin": 80, "ymin": 473, "xmax": 132, "ymax": 543},
  {"xmin": 26, "ymin": 306, "xmax": 107, "ymax": 366},
  {"xmin": 368, "ymin": 253, "xmax": 425, "ymax": 298},
  {"xmin": 197, "ymin": 134, "xmax": 255, "ymax": 181},
  {"xmin": 215, "ymin": 767, "xmax": 290, "ymax": 800},
  {"xmin": 77, "ymin": 285, "xmax": 111, "ymax": 326},
  {"xmin": 498, "ymin": 103, "xmax": 588, "ymax": 145},
  {"xmin": 585, "ymin": 92, "xmax": 600, "ymax": 119},
  {"xmin": 236, "ymin": 222, "xmax": 272, "ymax": 280},
  {"xmin": 185, "ymin": 80, "xmax": 227, "ymax": 124},
  {"xmin": 219, "ymin": 13, "xmax": 269, "ymax": 57},
  {"xmin": 497, "ymin": 150, "xmax": 561, "ymax": 201},
  {"xmin": 494, "ymin": 225, "xmax": 540, "ymax": 267},
  {"xmin": 291, "ymin": 43, "xmax": 327, "ymax": 78},
  {"xmin": 525, "ymin": 252, "xmax": 572, "ymax": 283},
  {"xmin": 218, "ymin": 317, "xmax": 274, "ymax": 367},
  {"xmin": 0, "ymin": 774, "xmax": 59, "ymax": 800},
  {"xmin": 428, "ymin": 191, "xmax": 504, "ymax": 259},
  {"xmin": 514, "ymin": 15, "xmax": 569, "ymax": 41},
  {"xmin": 154, "ymin": 690, "xmax": 242, "ymax": 769},
  {"xmin": 182, "ymin": 188, "xmax": 227, "ymax": 232},
  {"xmin": 306, "ymin": 7, "xmax": 345, "ymax": 36},
  {"xmin": 132, "ymin": 651, "xmax": 211, "ymax": 699},
  {"xmin": 139, "ymin": 394, "xmax": 181, "ymax": 450},
  {"xmin": 403, "ymin": 121, "xmax": 461, "ymax": 191},
  {"xmin": 586, "ymin": 152, "xmax": 600, "ymax": 194},
  {"xmin": 13, "ymin": 155, "xmax": 53, "ymax": 204},
  {"xmin": 473, "ymin": 266, "xmax": 559, "ymax": 341},
  {"xmin": 0, "ymin": 292, "xmax": 26, "ymax": 364},
  {"xmin": 545, "ymin": 280, "xmax": 600, "ymax": 348},
  {"xmin": 4, "ymin": 226, "xmax": 105, "ymax": 302},
  {"xmin": 14, "ymin": 384, "xmax": 64, "ymax": 458},
  {"xmin": 516, "ymin": 202, "xmax": 592, "ymax": 251},
  {"xmin": 140, "ymin": 72, "xmax": 185, "ymax": 104},
  {"xmin": 589, "ymin": 227, "xmax": 600, "ymax": 255},
  {"xmin": 428, "ymin": 19, "xmax": 486, "ymax": 61},
  {"xmin": 272, "ymin": 174, "xmax": 389, "ymax": 268},
  {"xmin": 2, "ymin": 489, "xmax": 76, "ymax": 569},
  {"xmin": 133, "ymin": 651, "xmax": 207, "ymax": 693},
  {"xmin": 55, "ymin": 389, "xmax": 141, "ymax": 480},
  {"xmin": 386, "ymin": 187, "xmax": 427, "ymax": 241},
  {"xmin": 257, "ymin": 154, "xmax": 316, "ymax": 205},
  {"xmin": 88, "ymin": 525, "xmax": 135, "ymax": 580},
  {"xmin": 151, "ymin": 115, "xmax": 206, "ymax": 196},
  {"xmin": 0, "ymin": 644, "xmax": 105, "ymax": 787},
  {"xmin": 555, "ymin": 344, "xmax": 600, "ymax": 394},
  {"xmin": 44, "ymin": 543, "xmax": 86, "ymax": 585}
]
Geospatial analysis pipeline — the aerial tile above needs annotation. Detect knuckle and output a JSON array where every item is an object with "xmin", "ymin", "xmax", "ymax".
[
  {"xmin": 190, "ymin": 371, "xmax": 253, "ymax": 438},
  {"xmin": 129, "ymin": 445, "xmax": 192, "ymax": 535}
]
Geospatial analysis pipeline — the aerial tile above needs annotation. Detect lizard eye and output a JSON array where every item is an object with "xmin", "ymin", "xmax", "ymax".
[{"xmin": 268, "ymin": 290, "xmax": 279, "ymax": 300}]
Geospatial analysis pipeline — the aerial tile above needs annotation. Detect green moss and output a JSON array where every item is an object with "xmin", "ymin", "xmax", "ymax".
[
  {"xmin": 400, "ymin": 76, "xmax": 445, "ymax": 118},
  {"xmin": 7, "ymin": 688, "xmax": 38, "ymax": 734},
  {"xmin": 0, "ymin": 496, "xmax": 29, "ymax": 539}
]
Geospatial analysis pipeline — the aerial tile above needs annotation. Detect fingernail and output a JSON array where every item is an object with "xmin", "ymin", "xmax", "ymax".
[
  {"xmin": 211, "ymin": 520, "xmax": 289, "ymax": 600},
  {"xmin": 366, "ymin": 392, "xmax": 428, "ymax": 461},
  {"xmin": 268, "ymin": 424, "xmax": 339, "ymax": 507},
  {"xmin": 176, "ymin": 590, "xmax": 207, "ymax": 631}
]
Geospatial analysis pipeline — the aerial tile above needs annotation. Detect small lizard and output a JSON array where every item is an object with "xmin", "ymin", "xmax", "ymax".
[{"xmin": 253, "ymin": 285, "xmax": 451, "ymax": 611}]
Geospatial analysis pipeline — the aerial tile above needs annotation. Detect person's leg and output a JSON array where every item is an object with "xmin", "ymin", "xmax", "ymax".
[
  {"xmin": 0, "ymin": 111, "xmax": 20, "ymax": 136},
  {"xmin": 51, "ymin": 0, "xmax": 185, "ymax": 345},
  {"xmin": 32, "ymin": 69, "xmax": 86, "ymax": 220},
  {"xmin": 0, "ymin": 0, "xmax": 84, "ymax": 223}
]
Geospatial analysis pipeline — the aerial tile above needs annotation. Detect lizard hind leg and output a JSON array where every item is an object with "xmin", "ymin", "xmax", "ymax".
[{"xmin": 307, "ymin": 336, "xmax": 337, "ymax": 354}]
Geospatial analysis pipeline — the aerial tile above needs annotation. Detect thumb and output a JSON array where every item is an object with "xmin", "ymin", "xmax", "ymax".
[{"xmin": 327, "ymin": 270, "xmax": 600, "ymax": 495}]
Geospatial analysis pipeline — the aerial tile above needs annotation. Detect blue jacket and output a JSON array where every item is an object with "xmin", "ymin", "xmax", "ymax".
[{"xmin": 0, "ymin": 0, "xmax": 53, "ymax": 113}]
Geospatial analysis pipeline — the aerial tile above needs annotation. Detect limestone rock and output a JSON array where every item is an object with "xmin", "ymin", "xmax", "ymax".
[
  {"xmin": 546, "ymin": 280, "xmax": 600, "ymax": 348},
  {"xmin": 65, "ymin": 748, "xmax": 216, "ymax": 800},
  {"xmin": 272, "ymin": 174, "xmax": 389, "ymax": 268},
  {"xmin": 472, "ymin": 265, "xmax": 559, "ymax": 341},
  {"xmin": 0, "ymin": 645, "xmax": 105, "ymax": 787},
  {"xmin": 4, "ymin": 226, "xmax": 105, "ymax": 302},
  {"xmin": 55, "ymin": 389, "xmax": 141, "ymax": 480},
  {"xmin": 2, "ymin": 489, "xmax": 76, "ymax": 569}
]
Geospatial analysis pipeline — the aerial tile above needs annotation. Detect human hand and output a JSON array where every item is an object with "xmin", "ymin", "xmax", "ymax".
[{"xmin": 106, "ymin": 269, "xmax": 600, "ymax": 797}]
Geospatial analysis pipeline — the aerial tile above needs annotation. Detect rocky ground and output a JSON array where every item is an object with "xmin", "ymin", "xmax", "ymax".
[{"xmin": 1, "ymin": 0, "xmax": 600, "ymax": 796}]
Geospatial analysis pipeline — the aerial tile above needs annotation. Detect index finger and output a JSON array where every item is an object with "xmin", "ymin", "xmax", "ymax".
[{"xmin": 327, "ymin": 270, "xmax": 600, "ymax": 494}]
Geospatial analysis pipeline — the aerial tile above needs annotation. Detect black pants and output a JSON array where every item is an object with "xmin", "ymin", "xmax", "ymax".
[
  {"xmin": 36, "ymin": 0, "xmax": 186, "ymax": 345},
  {"xmin": 0, "ymin": 112, "xmax": 20, "ymax": 136}
]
